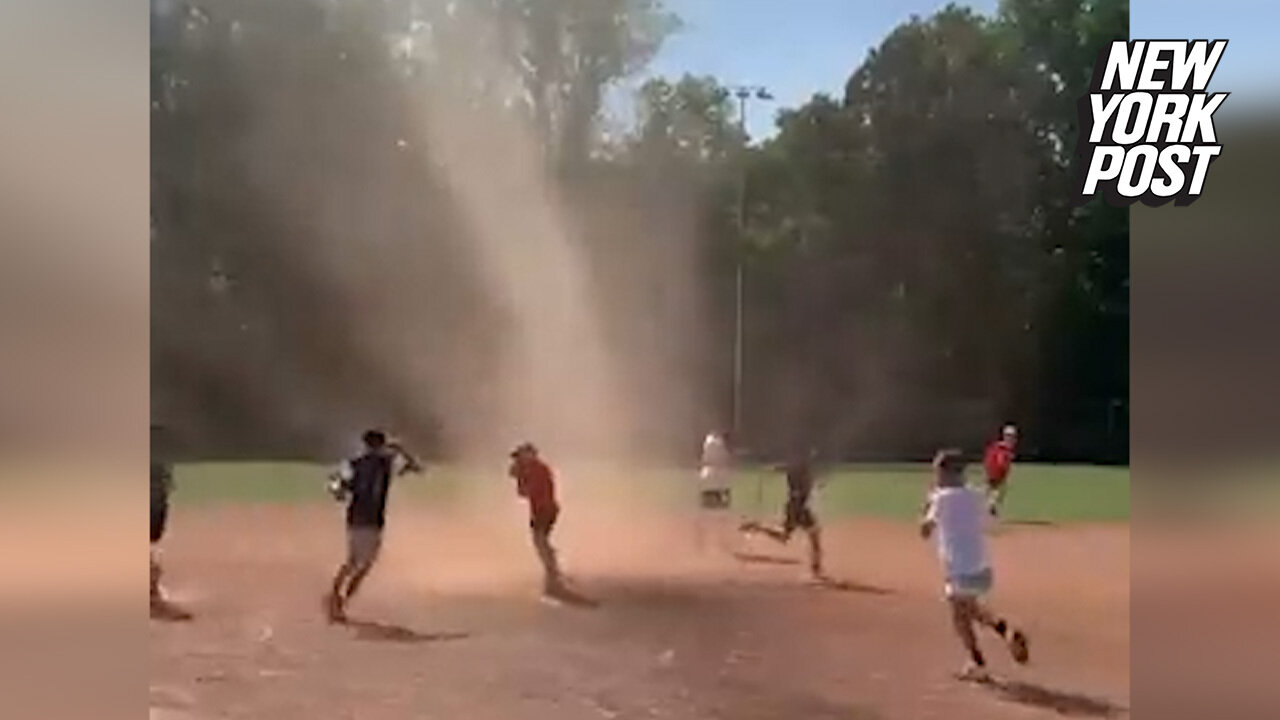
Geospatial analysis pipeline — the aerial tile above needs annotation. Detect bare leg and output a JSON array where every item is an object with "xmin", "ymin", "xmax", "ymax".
[
  {"xmin": 150, "ymin": 548, "xmax": 192, "ymax": 620},
  {"xmin": 150, "ymin": 551, "xmax": 163, "ymax": 603},
  {"xmin": 988, "ymin": 484, "xmax": 1006, "ymax": 516},
  {"xmin": 806, "ymin": 526, "xmax": 824, "ymax": 577},
  {"xmin": 949, "ymin": 597, "xmax": 987, "ymax": 671},
  {"xmin": 335, "ymin": 529, "xmax": 382, "ymax": 613},
  {"xmin": 739, "ymin": 520, "xmax": 791, "ymax": 544},
  {"xmin": 759, "ymin": 525, "xmax": 791, "ymax": 543},
  {"xmin": 331, "ymin": 563, "xmax": 352, "ymax": 598},
  {"xmin": 327, "ymin": 563, "xmax": 353, "ymax": 622},
  {"xmin": 972, "ymin": 599, "xmax": 1029, "ymax": 663},
  {"xmin": 970, "ymin": 600, "xmax": 1003, "ymax": 632},
  {"xmin": 532, "ymin": 528, "xmax": 563, "ymax": 591},
  {"xmin": 343, "ymin": 561, "xmax": 375, "ymax": 602}
]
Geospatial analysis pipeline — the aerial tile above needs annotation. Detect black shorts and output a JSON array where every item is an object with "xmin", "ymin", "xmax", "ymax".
[
  {"xmin": 151, "ymin": 503, "xmax": 169, "ymax": 544},
  {"xmin": 531, "ymin": 505, "xmax": 559, "ymax": 533},
  {"xmin": 783, "ymin": 498, "xmax": 816, "ymax": 532},
  {"xmin": 700, "ymin": 489, "xmax": 731, "ymax": 510}
]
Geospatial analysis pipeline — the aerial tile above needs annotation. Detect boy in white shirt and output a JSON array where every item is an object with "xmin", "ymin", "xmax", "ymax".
[{"xmin": 920, "ymin": 449, "xmax": 1029, "ymax": 680}]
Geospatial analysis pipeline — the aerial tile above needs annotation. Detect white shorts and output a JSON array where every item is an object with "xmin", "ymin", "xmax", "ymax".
[
  {"xmin": 699, "ymin": 467, "xmax": 731, "ymax": 508},
  {"xmin": 699, "ymin": 465, "xmax": 728, "ymax": 482},
  {"xmin": 699, "ymin": 488, "xmax": 731, "ymax": 510},
  {"xmin": 945, "ymin": 568, "xmax": 994, "ymax": 599}
]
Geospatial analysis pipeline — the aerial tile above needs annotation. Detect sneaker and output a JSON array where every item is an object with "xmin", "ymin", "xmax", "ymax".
[
  {"xmin": 956, "ymin": 661, "xmax": 990, "ymax": 682},
  {"xmin": 541, "ymin": 581, "xmax": 570, "ymax": 605},
  {"xmin": 1008, "ymin": 629, "xmax": 1029, "ymax": 664},
  {"xmin": 543, "ymin": 576, "xmax": 570, "ymax": 597},
  {"xmin": 150, "ymin": 598, "xmax": 193, "ymax": 621},
  {"xmin": 324, "ymin": 592, "xmax": 346, "ymax": 624}
]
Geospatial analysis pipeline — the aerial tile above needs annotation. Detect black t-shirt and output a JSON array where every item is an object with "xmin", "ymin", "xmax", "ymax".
[
  {"xmin": 151, "ymin": 462, "xmax": 173, "ymax": 510},
  {"xmin": 345, "ymin": 452, "xmax": 394, "ymax": 528},
  {"xmin": 784, "ymin": 461, "xmax": 814, "ymax": 503}
]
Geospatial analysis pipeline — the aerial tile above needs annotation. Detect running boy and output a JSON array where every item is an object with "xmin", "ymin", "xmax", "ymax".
[
  {"xmin": 983, "ymin": 424, "xmax": 1018, "ymax": 517},
  {"xmin": 739, "ymin": 447, "xmax": 824, "ymax": 579},
  {"xmin": 508, "ymin": 442, "xmax": 568, "ymax": 598},
  {"xmin": 920, "ymin": 449, "xmax": 1029, "ymax": 680},
  {"xmin": 325, "ymin": 429, "xmax": 422, "ymax": 623}
]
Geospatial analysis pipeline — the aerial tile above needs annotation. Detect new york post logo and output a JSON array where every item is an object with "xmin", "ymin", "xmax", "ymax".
[{"xmin": 1075, "ymin": 40, "xmax": 1228, "ymax": 207}]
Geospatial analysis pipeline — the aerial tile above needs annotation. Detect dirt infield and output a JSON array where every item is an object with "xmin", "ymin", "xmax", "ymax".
[{"xmin": 150, "ymin": 505, "xmax": 1129, "ymax": 719}]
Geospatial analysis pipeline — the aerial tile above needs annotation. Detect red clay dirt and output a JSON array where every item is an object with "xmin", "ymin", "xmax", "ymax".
[{"xmin": 150, "ymin": 504, "xmax": 1129, "ymax": 719}]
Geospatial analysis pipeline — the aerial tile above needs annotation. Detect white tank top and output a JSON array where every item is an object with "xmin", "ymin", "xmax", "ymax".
[
  {"xmin": 699, "ymin": 435, "xmax": 730, "ymax": 489},
  {"xmin": 925, "ymin": 486, "xmax": 989, "ymax": 577}
]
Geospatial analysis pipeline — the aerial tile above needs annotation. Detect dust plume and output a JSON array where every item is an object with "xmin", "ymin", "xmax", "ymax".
[
  {"xmin": 403, "ymin": 11, "xmax": 632, "ymax": 465},
  {"xmin": 152, "ymin": 1, "xmax": 711, "ymax": 497}
]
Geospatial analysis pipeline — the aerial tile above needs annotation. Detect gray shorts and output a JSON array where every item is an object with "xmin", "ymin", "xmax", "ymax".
[
  {"xmin": 945, "ymin": 567, "xmax": 994, "ymax": 599},
  {"xmin": 347, "ymin": 526, "xmax": 383, "ymax": 569}
]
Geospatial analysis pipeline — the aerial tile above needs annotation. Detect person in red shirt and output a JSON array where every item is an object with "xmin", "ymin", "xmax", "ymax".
[
  {"xmin": 983, "ymin": 425, "xmax": 1018, "ymax": 517},
  {"xmin": 509, "ymin": 442, "xmax": 567, "ymax": 597}
]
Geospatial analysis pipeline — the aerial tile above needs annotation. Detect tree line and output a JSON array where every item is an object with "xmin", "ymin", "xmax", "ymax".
[{"xmin": 151, "ymin": 0, "xmax": 1128, "ymax": 463}]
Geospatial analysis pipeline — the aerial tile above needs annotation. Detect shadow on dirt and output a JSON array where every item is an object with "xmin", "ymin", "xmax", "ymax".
[
  {"xmin": 587, "ymin": 580, "xmax": 723, "ymax": 612},
  {"xmin": 732, "ymin": 552, "xmax": 801, "ymax": 566},
  {"xmin": 346, "ymin": 619, "xmax": 471, "ymax": 644},
  {"xmin": 707, "ymin": 678, "xmax": 882, "ymax": 720},
  {"xmin": 983, "ymin": 678, "xmax": 1127, "ymax": 717},
  {"xmin": 546, "ymin": 587, "xmax": 601, "ymax": 609}
]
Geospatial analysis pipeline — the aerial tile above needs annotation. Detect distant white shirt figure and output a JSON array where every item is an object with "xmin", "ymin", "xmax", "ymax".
[
  {"xmin": 694, "ymin": 430, "xmax": 734, "ymax": 551},
  {"xmin": 700, "ymin": 431, "xmax": 731, "ymax": 493}
]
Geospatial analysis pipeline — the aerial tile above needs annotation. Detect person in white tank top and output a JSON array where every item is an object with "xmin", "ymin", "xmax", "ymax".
[
  {"xmin": 700, "ymin": 432, "xmax": 731, "ymax": 490},
  {"xmin": 694, "ymin": 431, "xmax": 734, "ymax": 552},
  {"xmin": 920, "ymin": 449, "xmax": 1029, "ymax": 681}
]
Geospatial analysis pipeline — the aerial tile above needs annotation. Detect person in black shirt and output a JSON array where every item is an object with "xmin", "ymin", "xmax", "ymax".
[
  {"xmin": 739, "ymin": 447, "xmax": 825, "ymax": 580},
  {"xmin": 325, "ymin": 429, "xmax": 423, "ymax": 623},
  {"xmin": 151, "ymin": 423, "xmax": 192, "ymax": 620}
]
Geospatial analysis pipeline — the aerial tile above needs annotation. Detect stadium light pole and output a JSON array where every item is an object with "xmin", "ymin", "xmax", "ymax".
[{"xmin": 730, "ymin": 85, "xmax": 773, "ymax": 444}]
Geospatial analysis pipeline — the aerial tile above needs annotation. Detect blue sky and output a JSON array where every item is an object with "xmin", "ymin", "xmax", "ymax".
[
  {"xmin": 1130, "ymin": 0, "xmax": 1280, "ymax": 106},
  {"xmin": 609, "ymin": 0, "xmax": 1277, "ymax": 139},
  {"xmin": 616, "ymin": 0, "xmax": 1000, "ymax": 139}
]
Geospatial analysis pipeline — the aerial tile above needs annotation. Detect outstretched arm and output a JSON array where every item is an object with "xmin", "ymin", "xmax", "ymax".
[{"xmin": 389, "ymin": 439, "xmax": 424, "ymax": 475}]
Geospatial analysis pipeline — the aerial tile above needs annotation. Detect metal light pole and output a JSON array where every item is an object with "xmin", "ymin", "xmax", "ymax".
[{"xmin": 730, "ymin": 85, "xmax": 772, "ymax": 442}]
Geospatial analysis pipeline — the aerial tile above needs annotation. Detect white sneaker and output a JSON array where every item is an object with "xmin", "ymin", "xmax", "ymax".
[{"xmin": 956, "ymin": 661, "xmax": 990, "ymax": 682}]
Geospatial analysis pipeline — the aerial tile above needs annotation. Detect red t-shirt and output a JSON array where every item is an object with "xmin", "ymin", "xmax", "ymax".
[
  {"xmin": 510, "ymin": 457, "xmax": 557, "ymax": 513},
  {"xmin": 983, "ymin": 440, "xmax": 1015, "ymax": 485}
]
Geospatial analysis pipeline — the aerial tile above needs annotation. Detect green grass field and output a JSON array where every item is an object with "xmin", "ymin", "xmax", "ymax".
[{"xmin": 172, "ymin": 462, "xmax": 1130, "ymax": 523}]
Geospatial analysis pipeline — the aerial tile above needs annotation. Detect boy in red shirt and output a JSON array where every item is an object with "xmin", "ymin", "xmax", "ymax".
[
  {"xmin": 509, "ymin": 443, "xmax": 568, "ymax": 597},
  {"xmin": 983, "ymin": 425, "xmax": 1018, "ymax": 517}
]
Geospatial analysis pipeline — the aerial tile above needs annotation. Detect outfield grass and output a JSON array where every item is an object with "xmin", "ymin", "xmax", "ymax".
[
  {"xmin": 735, "ymin": 464, "xmax": 1129, "ymax": 523},
  {"xmin": 172, "ymin": 462, "xmax": 1129, "ymax": 523}
]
